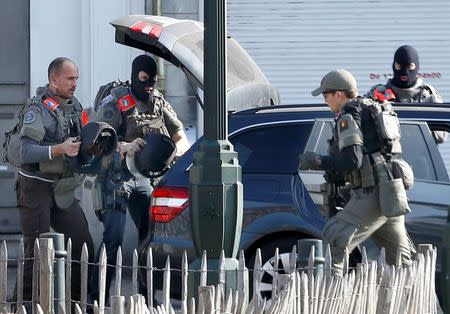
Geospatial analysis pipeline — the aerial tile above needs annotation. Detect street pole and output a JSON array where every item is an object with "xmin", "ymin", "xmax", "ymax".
[{"xmin": 188, "ymin": 0, "xmax": 245, "ymax": 299}]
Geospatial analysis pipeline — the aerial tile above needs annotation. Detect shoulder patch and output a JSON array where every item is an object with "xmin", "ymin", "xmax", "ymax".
[
  {"xmin": 23, "ymin": 110, "xmax": 37, "ymax": 124},
  {"xmin": 117, "ymin": 94, "xmax": 136, "ymax": 111},
  {"xmin": 42, "ymin": 97, "xmax": 60, "ymax": 111},
  {"xmin": 368, "ymin": 84, "xmax": 396, "ymax": 101},
  {"xmin": 339, "ymin": 118, "xmax": 349, "ymax": 130}
]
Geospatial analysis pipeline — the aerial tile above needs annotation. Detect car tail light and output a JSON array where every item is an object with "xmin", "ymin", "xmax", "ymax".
[
  {"xmin": 150, "ymin": 186, "xmax": 189, "ymax": 223},
  {"xmin": 130, "ymin": 21, "xmax": 163, "ymax": 39}
]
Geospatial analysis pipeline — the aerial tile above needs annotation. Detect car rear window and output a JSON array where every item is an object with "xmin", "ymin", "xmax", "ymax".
[{"xmin": 231, "ymin": 122, "xmax": 313, "ymax": 174}]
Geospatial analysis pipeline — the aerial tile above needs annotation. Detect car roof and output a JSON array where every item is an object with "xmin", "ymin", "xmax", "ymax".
[
  {"xmin": 228, "ymin": 102, "xmax": 450, "ymax": 132},
  {"xmin": 232, "ymin": 102, "xmax": 450, "ymax": 117}
]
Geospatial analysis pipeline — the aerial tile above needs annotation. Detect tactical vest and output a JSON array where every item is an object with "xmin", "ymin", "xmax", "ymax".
[
  {"xmin": 21, "ymin": 89, "xmax": 83, "ymax": 176},
  {"xmin": 109, "ymin": 86, "xmax": 170, "ymax": 142},
  {"xmin": 368, "ymin": 79, "xmax": 442, "ymax": 103},
  {"xmin": 332, "ymin": 98, "xmax": 402, "ymax": 189},
  {"xmin": 388, "ymin": 82, "xmax": 441, "ymax": 103}
]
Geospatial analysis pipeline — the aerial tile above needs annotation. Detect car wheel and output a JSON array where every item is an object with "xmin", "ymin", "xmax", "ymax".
[
  {"xmin": 247, "ymin": 236, "xmax": 301, "ymax": 306},
  {"xmin": 257, "ymin": 251, "xmax": 296, "ymax": 308}
]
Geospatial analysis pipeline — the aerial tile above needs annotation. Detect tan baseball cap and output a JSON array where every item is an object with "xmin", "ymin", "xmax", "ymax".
[{"xmin": 311, "ymin": 69, "xmax": 357, "ymax": 96}]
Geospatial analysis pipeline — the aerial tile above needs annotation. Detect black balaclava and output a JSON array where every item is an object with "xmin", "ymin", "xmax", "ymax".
[
  {"xmin": 391, "ymin": 45, "xmax": 419, "ymax": 88},
  {"xmin": 131, "ymin": 55, "xmax": 157, "ymax": 102}
]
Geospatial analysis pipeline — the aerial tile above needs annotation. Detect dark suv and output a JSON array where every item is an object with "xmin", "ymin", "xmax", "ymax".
[
  {"xmin": 142, "ymin": 103, "xmax": 450, "ymax": 300},
  {"xmin": 109, "ymin": 15, "xmax": 450, "ymax": 300}
]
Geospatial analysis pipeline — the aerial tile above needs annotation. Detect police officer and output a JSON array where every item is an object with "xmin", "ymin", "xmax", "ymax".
[
  {"xmin": 366, "ymin": 45, "xmax": 446, "ymax": 143},
  {"xmin": 14, "ymin": 57, "xmax": 94, "ymax": 307},
  {"xmin": 91, "ymin": 54, "xmax": 189, "ymax": 303},
  {"xmin": 299, "ymin": 69, "xmax": 412, "ymax": 275}
]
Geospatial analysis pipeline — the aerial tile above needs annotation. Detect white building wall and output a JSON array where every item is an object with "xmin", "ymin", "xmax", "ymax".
[
  {"xmin": 30, "ymin": 0, "xmax": 145, "ymax": 107},
  {"xmin": 227, "ymin": 0, "xmax": 450, "ymax": 105}
]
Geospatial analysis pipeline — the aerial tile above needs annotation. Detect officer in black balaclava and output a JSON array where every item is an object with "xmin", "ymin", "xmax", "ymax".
[
  {"xmin": 91, "ymin": 53, "xmax": 190, "ymax": 304},
  {"xmin": 366, "ymin": 44, "xmax": 445, "ymax": 143},
  {"xmin": 391, "ymin": 45, "xmax": 419, "ymax": 88},
  {"xmin": 367, "ymin": 44, "xmax": 442, "ymax": 103},
  {"xmin": 130, "ymin": 54, "xmax": 157, "ymax": 102}
]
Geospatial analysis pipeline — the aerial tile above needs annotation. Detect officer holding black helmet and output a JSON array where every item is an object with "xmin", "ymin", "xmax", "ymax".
[
  {"xmin": 90, "ymin": 54, "xmax": 189, "ymax": 303},
  {"xmin": 12, "ymin": 57, "xmax": 94, "ymax": 308}
]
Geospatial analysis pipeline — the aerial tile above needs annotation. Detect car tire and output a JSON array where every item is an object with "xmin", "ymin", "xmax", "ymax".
[
  {"xmin": 246, "ymin": 236, "xmax": 301, "ymax": 305},
  {"xmin": 246, "ymin": 236, "xmax": 361, "ymax": 308}
]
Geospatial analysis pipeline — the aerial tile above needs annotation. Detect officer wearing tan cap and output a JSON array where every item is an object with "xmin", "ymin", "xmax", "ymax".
[{"xmin": 300, "ymin": 69, "xmax": 414, "ymax": 275}]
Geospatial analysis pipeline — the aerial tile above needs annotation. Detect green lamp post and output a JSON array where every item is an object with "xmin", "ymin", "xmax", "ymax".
[{"xmin": 188, "ymin": 0, "xmax": 245, "ymax": 299}]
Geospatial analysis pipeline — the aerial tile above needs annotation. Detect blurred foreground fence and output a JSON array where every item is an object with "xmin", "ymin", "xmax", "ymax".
[{"xmin": 0, "ymin": 237, "xmax": 440, "ymax": 314}]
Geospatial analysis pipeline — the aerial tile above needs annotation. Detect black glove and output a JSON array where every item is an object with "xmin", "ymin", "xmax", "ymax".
[{"xmin": 298, "ymin": 151, "xmax": 321, "ymax": 170}]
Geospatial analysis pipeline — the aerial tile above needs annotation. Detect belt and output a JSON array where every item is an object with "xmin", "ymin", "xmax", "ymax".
[{"xmin": 18, "ymin": 170, "xmax": 56, "ymax": 183}]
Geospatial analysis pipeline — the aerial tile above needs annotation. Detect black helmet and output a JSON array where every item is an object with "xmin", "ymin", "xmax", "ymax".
[
  {"xmin": 69, "ymin": 121, "xmax": 118, "ymax": 173},
  {"xmin": 126, "ymin": 133, "xmax": 177, "ymax": 178}
]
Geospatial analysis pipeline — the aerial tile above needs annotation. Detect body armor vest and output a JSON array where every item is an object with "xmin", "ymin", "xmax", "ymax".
[
  {"xmin": 30, "ymin": 92, "xmax": 83, "ymax": 176},
  {"xmin": 331, "ymin": 98, "xmax": 402, "ymax": 189},
  {"xmin": 114, "ymin": 88, "xmax": 170, "ymax": 142},
  {"xmin": 368, "ymin": 79, "xmax": 442, "ymax": 103},
  {"xmin": 4, "ymin": 86, "xmax": 83, "ymax": 177},
  {"xmin": 387, "ymin": 80, "xmax": 440, "ymax": 103}
]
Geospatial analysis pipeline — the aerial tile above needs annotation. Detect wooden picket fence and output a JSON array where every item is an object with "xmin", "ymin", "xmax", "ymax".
[{"xmin": 0, "ymin": 238, "xmax": 440, "ymax": 314}]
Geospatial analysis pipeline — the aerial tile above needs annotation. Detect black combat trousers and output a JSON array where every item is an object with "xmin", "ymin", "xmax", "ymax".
[{"xmin": 14, "ymin": 174, "xmax": 94, "ymax": 306}]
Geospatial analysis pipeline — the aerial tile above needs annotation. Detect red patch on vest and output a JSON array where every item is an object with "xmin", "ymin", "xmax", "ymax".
[
  {"xmin": 81, "ymin": 110, "xmax": 89, "ymax": 126},
  {"xmin": 117, "ymin": 94, "xmax": 136, "ymax": 112},
  {"xmin": 373, "ymin": 88, "xmax": 396, "ymax": 101},
  {"xmin": 43, "ymin": 97, "xmax": 59, "ymax": 111}
]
